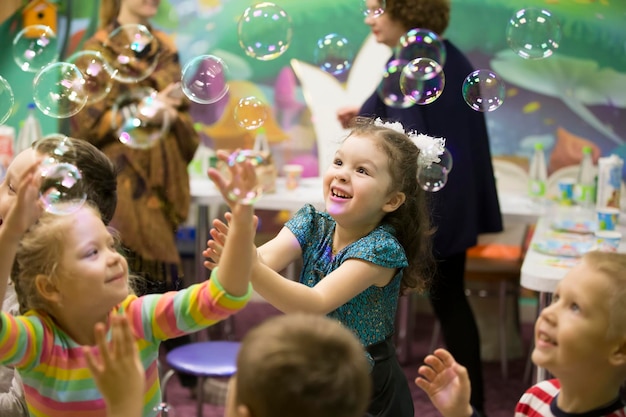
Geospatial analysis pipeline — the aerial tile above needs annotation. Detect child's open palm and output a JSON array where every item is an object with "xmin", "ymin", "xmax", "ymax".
[
  {"xmin": 4, "ymin": 159, "xmax": 43, "ymax": 239},
  {"xmin": 415, "ymin": 349, "xmax": 474, "ymax": 417},
  {"xmin": 83, "ymin": 314, "xmax": 145, "ymax": 417}
]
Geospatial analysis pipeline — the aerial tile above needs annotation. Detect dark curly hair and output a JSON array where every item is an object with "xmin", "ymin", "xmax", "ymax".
[
  {"xmin": 347, "ymin": 117, "xmax": 435, "ymax": 294},
  {"xmin": 386, "ymin": 0, "xmax": 451, "ymax": 36}
]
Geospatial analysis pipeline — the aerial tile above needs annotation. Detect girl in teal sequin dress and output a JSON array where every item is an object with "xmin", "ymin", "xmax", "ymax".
[{"xmin": 205, "ymin": 117, "xmax": 435, "ymax": 417}]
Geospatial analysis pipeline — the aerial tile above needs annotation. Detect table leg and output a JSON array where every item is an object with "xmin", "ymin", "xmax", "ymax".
[{"xmin": 194, "ymin": 203, "xmax": 222, "ymax": 284}]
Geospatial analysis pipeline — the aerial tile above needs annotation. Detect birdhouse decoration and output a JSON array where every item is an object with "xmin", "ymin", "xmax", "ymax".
[{"xmin": 22, "ymin": 0, "xmax": 57, "ymax": 35}]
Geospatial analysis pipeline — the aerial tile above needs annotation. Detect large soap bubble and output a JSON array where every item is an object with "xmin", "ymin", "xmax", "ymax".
[{"xmin": 237, "ymin": 2, "xmax": 293, "ymax": 61}]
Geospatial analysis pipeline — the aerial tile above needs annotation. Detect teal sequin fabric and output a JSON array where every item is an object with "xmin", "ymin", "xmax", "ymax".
[{"xmin": 286, "ymin": 204, "xmax": 407, "ymax": 350}]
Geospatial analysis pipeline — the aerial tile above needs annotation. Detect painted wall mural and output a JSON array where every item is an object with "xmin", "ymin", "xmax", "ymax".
[{"xmin": 1, "ymin": 0, "xmax": 625, "ymax": 177}]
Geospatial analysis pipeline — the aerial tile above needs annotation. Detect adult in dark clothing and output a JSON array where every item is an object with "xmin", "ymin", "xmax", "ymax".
[{"xmin": 337, "ymin": 0, "xmax": 503, "ymax": 413}]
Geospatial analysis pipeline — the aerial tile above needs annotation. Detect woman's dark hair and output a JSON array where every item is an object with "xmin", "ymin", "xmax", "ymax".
[{"xmin": 386, "ymin": 0, "xmax": 451, "ymax": 36}]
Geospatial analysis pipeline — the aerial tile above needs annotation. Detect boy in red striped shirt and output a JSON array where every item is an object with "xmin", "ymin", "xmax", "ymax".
[{"xmin": 416, "ymin": 251, "xmax": 626, "ymax": 417}]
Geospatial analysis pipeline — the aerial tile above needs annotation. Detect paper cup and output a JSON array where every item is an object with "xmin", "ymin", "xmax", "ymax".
[
  {"xmin": 283, "ymin": 164, "xmax": 304, "ymax": 190},
  {"xmin": 595, "ymin": 230, "xmax": 621, "ymax": 253},
  {"xmin": 557, "ymin": 178, "xmax": 575, "ymax": 205},
  {"xmin": 597, "ymin": 207, "xmax": 620, "ymax": 231}
]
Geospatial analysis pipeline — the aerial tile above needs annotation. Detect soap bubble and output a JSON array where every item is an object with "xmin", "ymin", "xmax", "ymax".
[
  {"xmin": 35, "ymin": 135, "xmax": 87, "ymax": 215},
  {"xmin": 505, "ymin": 8, "xmax": 561, "ymax": 60},
  {"xmin": 111, "ymin": 87, "xmax": 170, "ymax": 149},
  {"xmin": 103, "ymin": 24, "xmax": 159, "ymax": 83},
  {"xmin": 314, "ymin": 34, "xmax": 354, "ymax": 76},
  {"xmin": 66, "ymin": 50, "xmax": 114, "ymax": 104},
  {"xmin": 181, "ymin": 55, "xmax": 229, "ymax": 104},
  {"xmin": 32, "ymin": 62, "xmax": 87, "ymax": 118},
  {"xmin": 361, "ymin": 0, "xmax": 386, "ymax": 17},
  {"xmin": 396, "ymin": 28, "xmax": 446, "ymax": 66},
  {"xmin": 226, "ymin": 149, "xmax": 267, "ymax": 204},
  {"xmin": 0, "ymin": 76, "xmax": 15, "ymax": 125},
  {"xmin": 399, "ymin": 57, "xmax": 445, "ymax": 105},
  {"xmin": 234, "ymin": 96, "xmax": 268, "ymax": 130},
  {"xmin": 12, "ymin": 25, "xmax": 58, "ymax": 73},
  {"xmin": 417, "ymin": 163, "xmax": 448, "ymax": 192},
  {"xmin": 377, "ymin": 59, "xmax": 415, "ymax": 109},
  {"xmin": 237, "ymin": 2, "xmax": 293, "ymax": 61},
  {"xmin": 462, "ymin": 69, "xmax": 506, "ymax": 112}
]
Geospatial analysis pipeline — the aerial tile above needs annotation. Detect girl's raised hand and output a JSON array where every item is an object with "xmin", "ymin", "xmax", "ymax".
[
  {"xmin": 83, "ymin": 314, "xmax": 144, "ymax": 417},
  {"xmin": 207, "ymin": 149, "xmax": 260, "ymax": 209},
  {"xmin": 3, "ymin": 159, "xmax": 43, "ymax": 240},
  {"xmin": 414, "ymin": 349, "xmax": 473, "ymax": 417},
  {"xmin": 203, "ymin": 212, "xmax": 259, "ymax": 270}
]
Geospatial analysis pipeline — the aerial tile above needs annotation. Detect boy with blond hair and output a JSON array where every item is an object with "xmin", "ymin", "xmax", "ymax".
[
  {"xmin": 416, "ymin": 250, "xmax": 626, "ymax": 417},
  {"xmin": 225, "ymin": 314, "xmax": 372, "ymax": 417}
]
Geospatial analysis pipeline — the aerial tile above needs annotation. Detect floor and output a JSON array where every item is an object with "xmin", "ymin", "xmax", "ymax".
[{"xmin": 160, "ymin": 301, "xmax": 534, "ymax": 417}]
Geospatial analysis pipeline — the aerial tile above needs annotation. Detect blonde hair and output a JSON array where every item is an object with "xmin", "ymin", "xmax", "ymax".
[
  {"xmin": 583, "ymin": 251, "xmax": 626, "ymax": 340},
  {"xmin": 99, "ymin": 0, "xmax": 121, "ymax": 28},
  {"xmin": 13, "ymin": 204, "xmax": 131, "ymax": 314},
  {"xmin": 14, "ymin": 209, "xmax": 79, "ymax": 314},
  {"xmin": 235, "ymin": 314, "xmax": 371, "ymax": 417}
]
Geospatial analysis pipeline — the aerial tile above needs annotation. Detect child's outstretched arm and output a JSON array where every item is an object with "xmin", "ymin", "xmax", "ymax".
[
  {"xmin": 415, "ymin": 348, "xmax": 474, "ymax": 417},
  {"xmin": 83, "ymin": 314, "xmax": 144, "ymax": 417},
  {"xmin": 0, "ymin": 160, "xmax": 42, "ymax": 307},
  {"xmin": 205, "ymin": 150, "xmax": 257, "ymax": 297}
]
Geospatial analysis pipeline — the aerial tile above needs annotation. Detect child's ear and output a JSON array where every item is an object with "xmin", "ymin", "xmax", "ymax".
[
  {"xmin": 383, "ymin": 191, "xmax": 406, "ymax": 213},
  {"xmin": 34, "ymin": 274, "xmax": 61, "ymax": 304},
  {"xmin": 609, "ymin": 337, "xmax": 626, "ymax": 367}
]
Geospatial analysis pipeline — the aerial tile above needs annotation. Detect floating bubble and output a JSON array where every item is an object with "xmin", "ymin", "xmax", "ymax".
[
  {"xmin": 153, "ymin": 402, "xmax": 175, "ymax": 417},
  {"xmin": 234, "ymin": 96, "xmax": 268, "ymax": 130},
  {"xmin": 438, "ymin": 148, "xmax": 453, "ymax": 173},
  {"xmin": 226, "ymin": 149, "xmax": 267, "ymax": 204},
  {"xmin": 377, "ymin": 59, "xmax": 415, "ymax": 109},
  {"xmin": 35, "ymin": 135, "xmax": 86, "ymax": 215},
  {"xmin": 314, "ymin": 34, "xmax": 354, "ymax": 76},
  {"xmin": 237, "ymin": 2, "xmax": 293, "ymax": 61},
  {"xmin": 505, "ymin": 8, "xmax": 561, "ymax": 60},
  {"xmin": 103, "ymin": 24, "xmax": 159, "ymax": 83},
  {"xmin": 0, "ymin": 76, "xmax": 15, "ymax": 125},
  {"xmin": 111, "ymin": 87, "xmax": 170, "ymax": 149},
  {"xmin": 396, "ymin": 28, "xmax": 446, "ymax": 66},
  {"xmin": 400, "ymin": 58, "xmax": 445, "ymax": 105},
  {"xmin": 12, "ymin": 25, "xmax": 58, "ymax": 73},
  {"xmin": 462, "ymin": 69, "xmax": 506, "ymax": 112},
  {"xmin": 33, "ymin": 62, "xmax": 87, "ymax": 118},
  {"xmin": 417, "ymin": 163, "xmax": 448, "ymax": 192},
  {"xmin": 361, "ymin": 0, "xmax": 386, "ymax": 17},
  {"xmin": 66, "ymin": 50, "xmax": 114, "ymax": 104},
  {"xmin": 181, "ymin": 55, "xmax": 229, "ymax": 104}
]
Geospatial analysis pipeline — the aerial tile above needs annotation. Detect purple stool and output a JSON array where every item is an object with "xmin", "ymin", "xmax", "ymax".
[{"xmin": 161, "ymin": 341, "xmax": 241, "ymax": 417}]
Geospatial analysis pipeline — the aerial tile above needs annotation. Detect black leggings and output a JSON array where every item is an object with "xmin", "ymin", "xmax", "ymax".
[
  {"xmin": 365, "ymin": 337, "xmax": 414, "ymax": 417},
  {"xmin": 428, "ymin": 251, "xmax": 485, "ymax": 412}
]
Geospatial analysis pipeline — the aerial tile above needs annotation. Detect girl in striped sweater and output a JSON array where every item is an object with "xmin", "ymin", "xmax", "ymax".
[{"xmin": 0, "ymin": 155, "xmax": 258, "ymax": 417}]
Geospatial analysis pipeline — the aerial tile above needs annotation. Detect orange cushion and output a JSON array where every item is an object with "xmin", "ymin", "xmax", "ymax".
[{"xmin": 467, "ymin": 244, "xmax": 522, "ymax": 261}]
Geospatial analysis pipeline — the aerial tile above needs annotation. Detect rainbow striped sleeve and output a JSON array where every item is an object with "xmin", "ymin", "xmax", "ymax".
[
  {"xmin": 0, "ymin": 311, "xmax": 50, "ymax": 371},
  {"xmin": 123, "ymin": 268, "xmax": 252, "ymax": 342}
]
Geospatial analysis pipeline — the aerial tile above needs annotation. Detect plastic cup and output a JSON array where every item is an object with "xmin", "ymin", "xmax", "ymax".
[
  {"xmin": 597, "ymin": 207, "xmax": 619, "ymax": 231},
  {"xmin": 557, "ymin": 178, "xmax": 575, "ymax": 205},
  {"xmin": 595, "ymin": 230, "xmax": 621, "ymax": 253},
  {"xmin": 283, "ymin": 164, "xmax": 303, "ymax": 190}
]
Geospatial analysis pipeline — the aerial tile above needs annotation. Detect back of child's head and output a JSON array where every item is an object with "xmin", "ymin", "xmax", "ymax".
[
  {"xmin": 13, "ymin": 203, "xmax": 104, "ymax": 314},
  {"xmin": 348, "ymin": 116, "xmax": 434, "ymax": 293},
  {"xmin": 33, "ymin": 138, "xmax": 118, "ymax": 225},
  {"xmin": 234, "ymin": 314, "xmax": 371, "ymax": 417},
  {"xmin": 583, "ymin": 251, "xmax": 626, "ymax": 340}
]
